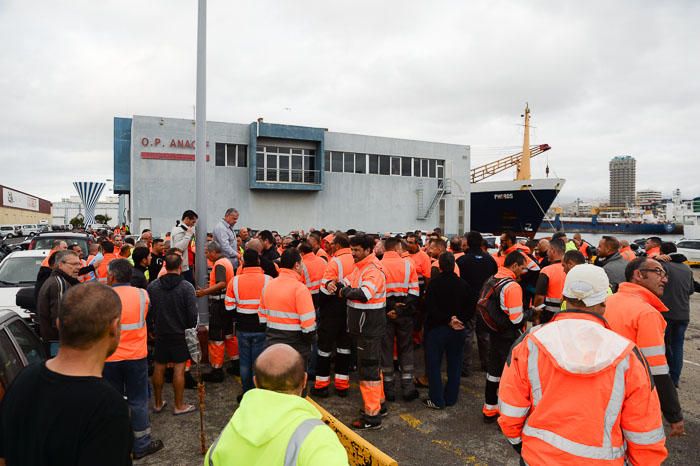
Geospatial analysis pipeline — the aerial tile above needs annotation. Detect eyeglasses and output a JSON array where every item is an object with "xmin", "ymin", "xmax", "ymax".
[{"xmin": 639, "ymin": 268, "xmax": 667, "ymax": 278}]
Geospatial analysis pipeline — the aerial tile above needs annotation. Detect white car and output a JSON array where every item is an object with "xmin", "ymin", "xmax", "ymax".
[
  {"xmin": 0, "ymin": 226, "xmax": 18, "ymax": 239},
  {"xmin": 676, "ymin": 239, "xmax": 700, "ymax": 266},
  {"xmin": 0, "ymin": 250, "xmax": 47, "ymax": 319},
  {"xmin": 18, "ymin": 224, "xmax": 42, "ymax": 237}
]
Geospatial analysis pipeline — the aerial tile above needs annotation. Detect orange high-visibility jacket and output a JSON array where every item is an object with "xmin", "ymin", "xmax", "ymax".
[
  {"xmin": 538, "ymin": 262, "xmax": 565, "ymax": 313},
  {"xmin": 381, "ymin": 251, "xmax": 419, "ymax": 298},
  {"xmin": 407, "ymin": 250, "xmax": 432, "ymax": 284},
  {"xmin": 620, "ymin": 247, "xmax": 636, "ymax": 262},
  {"xmin": 259, "ymin": 269, "xmax": 316, "ymax": 333},
  {"xmin": 316, "ymin": 248, "xmax": 330, "ymax": 261},
  {"xmin": 605, "ymin": 282, "xmax": 669, "ymax": 376},
  {"xmin": 495, "ymin": 267, "xmax": 525, "ymax": 325},
  {"xmin": 300, "ymin": 252, "xmax": 326, "ymax": 295},
  {"xmin": 209, "ymin": 257, "xmax": 234, "ymax": 291},
  {"xmin": 494, "ymin": 244, "xmax": 540, "ymax": 272},
  {"xmin": 646, "ymin": 247, "xmax": 661, "ymax": 258},
  {"xmin": 429, "ymin": 257, "xmax": 460, "ymax": 276},
  {"xmin": 343, "ymin": 254, "xmax": 386, "ymax": 311},
  {"xmin": 106, "ymin": 285, "xmax": 149, "ymax": 362},
  {"xmin": 320, "ymin": 248, "xmax": 355, "ymax": 295},
  {"xmin": 225, "ymin": 266, "xmax": 271, "ymax": 316},
  {"xmin": 96, "ymin": 253, "xmax": 119, "ymax": 283},
  {"xmin": 498, "ymin": 312, "xmax": 667, "ymax": 465}
]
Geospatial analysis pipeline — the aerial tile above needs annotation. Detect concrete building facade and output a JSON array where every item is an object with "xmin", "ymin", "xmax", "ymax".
[
  {"xmin": 609, "ymin": 155, "xmax": 636, "ymax": 208},
  {"xmin": 114, "ymin": 116, "xmax": 470, "ymax": 237},
  {"xmin": 51, "ymin": 195, "xmax": 120, "ymax": 227},
  {"xmin": 0, "ymin": 185, "xmax": 52, "ymax": 226}
]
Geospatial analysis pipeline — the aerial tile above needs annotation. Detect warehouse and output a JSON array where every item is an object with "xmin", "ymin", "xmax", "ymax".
[
  {"xmin": 0, "ymin": 185, "xmax": 52, "ymax": 226},
  {"xmin": 114, "ymin": 116, "xmax": 471, "ymax": 236}
]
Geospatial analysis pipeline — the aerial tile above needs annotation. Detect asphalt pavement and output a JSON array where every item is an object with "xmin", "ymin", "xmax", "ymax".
[{"xmin": 137, "ymin": 271, "xmax": 700, "ymax": 465}]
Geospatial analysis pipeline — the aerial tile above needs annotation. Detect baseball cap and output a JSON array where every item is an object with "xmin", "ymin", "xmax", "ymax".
[{"xmin": 562, "ymin": 264, "xmax": 609, "ymax": 307}]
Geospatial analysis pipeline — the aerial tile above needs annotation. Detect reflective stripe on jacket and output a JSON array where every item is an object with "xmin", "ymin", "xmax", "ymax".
[
  {"xmin": 225, "ymin": 267, "xmax": 271, "ymax": 315},
  {"xmin": 259, "ymin": 269, "xmax": 316, "ymax": 333},
  {"xmin": 381, "ymin": 251, "xmax": 419, "ymax": 298},
  {"xmin": 540, "ymin": 262, "xmax": 565, "ymax": 312},
  {"xmin": 107, "ymin": 285, "xmax": 149, "ymax": 362},
  {"xmin": 495, "ymin": 267, "xmax": 524, "ymax": 324},
  {"xmin": 96, "ymin": 253, "xmax": 118, "ymax": 283},
  {"xmin": 300, "ymin": 253, "xmax": 326, "ymax": 295},
  {"xmin": 343, "ymin": 254, "xmax": 386, "ymax": 310},
  {"xmin": 498, "ymin": 312, "xmax": 667, "ymax": 465},
  {"xmin": 320, "ymin": 249, "xmax": 355, "ymax": 295}
]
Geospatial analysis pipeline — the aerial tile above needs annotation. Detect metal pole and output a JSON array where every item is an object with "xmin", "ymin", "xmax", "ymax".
[{"xmin": 195, "ymin": 0, "xmax": 208, "ymax": 324}]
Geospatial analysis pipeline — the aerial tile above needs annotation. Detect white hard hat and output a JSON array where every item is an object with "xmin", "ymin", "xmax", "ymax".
[{"xmin": 562, "ymin": 264, "xmax": 609, "ymax": 307}]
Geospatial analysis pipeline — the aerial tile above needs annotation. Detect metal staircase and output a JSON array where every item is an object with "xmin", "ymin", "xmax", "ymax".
[{"xmin": 417, "ymin": 179, "xmax": 451, "ymax": 220}]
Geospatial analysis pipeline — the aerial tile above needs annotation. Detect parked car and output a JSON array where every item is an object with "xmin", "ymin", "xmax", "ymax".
[
  {"xmin": 0, "ymin": 250, "xmax": 47, "ymax": 320},
  {"xmin": 18, "ymin": 224, "xmax": 43, "ymax": 237},
  {"xmin": 676, "ymin": 239, "xmax": 700, "ymax": 266},
  {"xmin": 28, "ymin": 232, "xmax": 93, "ymax": 255},
  {"xmin": 0, "ymin": 225, "xmax": 19, "ymax": 239},
  {"xmin": 0, "ymin": 309, "xmax": 46, "ymax": 400}
]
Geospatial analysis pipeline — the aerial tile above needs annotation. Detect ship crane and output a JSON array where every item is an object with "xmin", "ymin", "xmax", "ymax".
[{"xmin": 470, "ymin": 143, "xmax": 551, "ymax": 183}]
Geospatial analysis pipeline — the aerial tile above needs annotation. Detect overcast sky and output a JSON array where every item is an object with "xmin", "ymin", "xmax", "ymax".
[{"xmin": 1, "ymin": 0, "xmax": 698, "ymax": 204}]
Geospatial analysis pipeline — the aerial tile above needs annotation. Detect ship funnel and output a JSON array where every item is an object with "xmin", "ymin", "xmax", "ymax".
[{"xmin": 73, "ymin": 181, "xmax": 106, "ymax": 226}]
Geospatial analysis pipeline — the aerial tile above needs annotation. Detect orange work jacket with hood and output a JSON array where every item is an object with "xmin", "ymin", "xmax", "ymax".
[
  {"xmin": 320, "ymin": 248, "xmax": 355, "ymax": 295},
  {"xmin": 498, "ymin": 311, "xmax": 667, "ymax": 466},
  {"xmin": 493, "ymin": 244, "xmax": 540, "ymax": 272}
]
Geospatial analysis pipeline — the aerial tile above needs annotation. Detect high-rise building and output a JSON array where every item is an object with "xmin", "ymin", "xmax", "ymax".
[{"xmin": 609, "ymin": 155, "xmax": 636, "ymax": 208}]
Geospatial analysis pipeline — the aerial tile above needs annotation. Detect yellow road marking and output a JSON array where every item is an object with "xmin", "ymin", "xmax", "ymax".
[{"xmin": 431, "ymin": 439, "xmax": 488, "ymax": 465}]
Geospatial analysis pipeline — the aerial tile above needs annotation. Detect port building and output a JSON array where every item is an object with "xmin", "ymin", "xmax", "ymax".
[{"xmin": 113, "ymin": 116, "xmax": 471, "ymax": 236}]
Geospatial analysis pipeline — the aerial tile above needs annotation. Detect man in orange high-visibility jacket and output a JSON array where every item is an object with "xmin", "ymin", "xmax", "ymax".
[
  {"xmin": 331, "ymin": 234, "xmax": 387, "ymax": 431},
  {"xmin": 644, "ymin": 237, "xmax": 662, "ymax": 258},
  {"xmin": 498, "ymin": 264, "xmax": 667, "ymax": 466},
  {"xmin": 405, "ymin": 233, "xmax": 431, "ymax": 289},
  {"xmin": 380, "ymin": 237, "xmax": 420, "ymax": 402},
  {"xmin": 96, "ymin": 241, "xmax": 119, "ymax": 284},
  {"xmin": 299, "ymin": 241, "xmax": 326, "ymax": 310},
  {"xmin": 196, "ymin": 241, "xmax": 236, "ymax": 383},
  {"xmin": 311, "ymin": 233, "xmax": 355, "ymax": 398},
  {"xmin": 619, "ymin": 240, "xmax": 637, "ymax": 262},
  {"xmin": 482, "ymin": 252, "xmax": 532, "ymax": 423},
  {"xmin": 259, "ymin": 248, "xmax": 316, "ymax": 366},
  {"xmin": 225, "ymin": 249, "xmax": 271, "ymax": 398},
  {"xmin": 103, "ymin": 259, "xmax": 164, "ymax": 460},
  {"xmin": 533, "ymin": 238, "xmax": 566, "ymax": 324},
  {"xmin": 428, "ymin": 238, "xmax": 460, "ymax": 277},
  {"xmin": 606, "ymin": 257, "xmax": 685, "ymax": 437},
  {"xmin": 308, "ymin": 231, "xmax": 329, "ymax": 262}
]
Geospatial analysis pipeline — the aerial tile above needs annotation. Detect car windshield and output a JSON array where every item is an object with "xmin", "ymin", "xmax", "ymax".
[
  {"xmin": 34, "ymin": 237, "xmax": 89, "ymax": 253},
  {"xmin": 0, "ymin": 256, "xmax": 43, "ymax": 284}
]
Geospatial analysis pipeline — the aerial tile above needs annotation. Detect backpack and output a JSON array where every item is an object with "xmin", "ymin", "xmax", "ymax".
[{"xmin": 477, "ymin": 276, "xmax": 515, "ymax": 333}]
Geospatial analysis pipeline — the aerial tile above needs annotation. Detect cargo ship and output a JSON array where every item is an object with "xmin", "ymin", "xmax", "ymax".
[
  {"xmin": 539, "ymin": 211, "xmax": 679, "ymax": 235},
  {"xmin": 469, "ymin": 104, "xmax": 565, "ymax": 237}
]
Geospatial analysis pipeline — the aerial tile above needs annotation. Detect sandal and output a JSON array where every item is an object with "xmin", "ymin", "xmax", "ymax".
[
  {"xmin": 152, "ymin": 401, "xmax": 167, "ymax": 413},
  {"xmin": 173, "ymin": 404, "xmax": 196, "ymax": 416}
]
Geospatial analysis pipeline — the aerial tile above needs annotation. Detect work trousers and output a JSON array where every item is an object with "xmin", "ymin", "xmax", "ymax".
[
  {"xmin": 314, "ymin": 298, "xmax": 351, "ymax": 390},
  {"xmin": 381, "ymin": 314, "xmax": 416, "ymax": 396},
  {"xmin": 463, "ymin": 313, "xmax": 489, "ymax": 373},
  {"xmin": 664, "ymin": 318, "xmax": 689, "ymax": 387},
  {"xmin": 208, "ymin": 300, "xmax": 238, "ymax": 368},
  {"xmin": 483, "ymin": 331, "xmax": 518, "ymax": 418},
  {"xmin": 237, "ymin": 330, "xmax": 266, "ymax": 393},
  {"xmin": 425, "ymin": 325, "xmax": 467, "ymax": 408},
  {"xmin": 355, "ymin": 334, "xmax": 384, "ymax": 424},
  {"xmin": 103, "ymin": 358, "xmax": 152, "ymax": 454}
]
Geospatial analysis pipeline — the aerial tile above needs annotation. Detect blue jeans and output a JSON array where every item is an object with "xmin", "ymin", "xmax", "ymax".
[
  {"xmin": 425, "ymin": 325, "xmax": 467, "ymax": 408},
  {"xmin": 664, "ymin": 319, "xmax": 688, "ymax": 386},
  {"xmin": 103, "ymin": 358, "xmax": 152, "ymax": 453},
  {"xmin": 237, "ymin": 330, "xmax": 266, "ymax": 393}
]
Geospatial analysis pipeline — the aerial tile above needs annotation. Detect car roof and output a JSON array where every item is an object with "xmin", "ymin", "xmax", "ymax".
[
  {"xmin": 33, "ymin": 232, "xmax": 92, "ymax": 239},
  {"xmin": 4, "ymin": 250, "xmax": 48, "ymax": 259},
  {"xmin": 0, "ymin": 309, "xmax": 19, "ymax": 324}
]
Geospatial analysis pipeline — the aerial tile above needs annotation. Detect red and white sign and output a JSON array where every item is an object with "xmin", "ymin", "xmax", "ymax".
[{"xmin": 3, "ymin": 188, "xmax": 39, "ymax": 211}]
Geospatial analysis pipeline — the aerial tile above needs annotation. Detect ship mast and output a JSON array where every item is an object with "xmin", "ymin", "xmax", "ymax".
[{"xmin": 516, "ymin": 103, "xmax": 531, "ymax": 181}]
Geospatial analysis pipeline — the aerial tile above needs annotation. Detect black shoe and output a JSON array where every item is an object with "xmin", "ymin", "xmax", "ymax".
[
  {"xmin": 351, "ymin": 418, "xmax": 382, "ymax": 431},
  {"xmin": 359, "ymin": 404, "xmax": 388, "ymax": 418},
  {"xmin": 403, "ymin": 390, "xmax": 419, "ymax": 402},
  {"xmin": 310, "ymin": 386, "xmax": 329, "ymax": 398},
  {"xmin": 226, "ymin": 360, "xmax": 240, "ymax": 376},
  {"xmin": 202, "ymin": 368, "xmax": 225, "ymax": 383},
  {"xmin": 133, "ymin": 439, "xmax": 164, "ymax": 459},
  {"xmin": 483, "ymin": 413, "xmax": 499, "ymax": 424},
  {"xmin": 335, "ymin": 388, "xmax": 348, "ymax": 398},
  {"xmin": 184, "ymin": 371, "xmax": 197, "ymax": 389},
  {"xmin": 423, "ymin": 398, "xmax": 444, "ymax": 410}
]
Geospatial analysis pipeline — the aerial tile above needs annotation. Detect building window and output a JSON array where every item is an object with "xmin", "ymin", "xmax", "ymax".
[
  {"xmin": 391, "ymin": 157, "xmax": 401, "ymax": 176},
  {"xmin": 331, "ymin": 151, "xmax": 343, "ymax": 173},
  {"xmin": 429, "ymin": 159, "xmax": 437, "ymax": 178},
  {"xmin": 379, "ymin": 155, "xmax": 390, "ymax": 175},
  {"xmin": 401, "ymin": 157, "xmax": 412, "ymax": 176},
  {"xmin": 421, "ymin": 159, "xmax": 429, "ymax": 177},
  {"xmin": 256, "ymin": 145, "xmax": 318, "ymax": 184},
  {"xmin": 355, "ymin": 153, "xmax": 366, "ymax": 174},
  {"xmin": 369, "ymin": 154, "xmax": 379, "ymax": 174},
  {"xmin": 458, "ymin": 199, "xmax": 465, "ymax": 235},
  {"xmin": 343, "ymin": 152, "xmax": 354, "ymax": 173},
  {"xmin": 413, "ymin": 158, "xmax": 421, "ymax": 177},
  {"xmin": 215, "ymin": 143, "xmax": 247, "ymax": 167}
]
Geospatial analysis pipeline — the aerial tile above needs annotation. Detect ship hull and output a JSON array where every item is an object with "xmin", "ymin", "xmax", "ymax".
[
  {"xmin": 539, "ymin": 220, "xmax": 679, "ymax": 235},
  {"xmin": 470, "ymin": 178, "xmax": 565, "ymax": 237}
]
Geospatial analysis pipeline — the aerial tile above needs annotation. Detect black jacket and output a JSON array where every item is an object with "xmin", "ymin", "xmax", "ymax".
[
  {"xmin": 37, "ymin": 270, "xmax": 79, "ymax": 341},
  {"xmin": 456, "ymin": 251, "xmax": 497, "ymax": 309},
  {"xmin": 131, "ymin": 266, "xmax": 148, "ymax": 289},
  {"xmin": 424, "ymin": 271, "xmax": 473, "ymax": 331},
  {"xmin": 661, "ymin": 253, "xmax": 694, "ymax": 321},
  {"xmin": 147, "ymin": 274, "xmax": 198, "ymax": 339},
  {"xmin": 148, "ymin": 254, "xmax": 164, "ymax": 283}
]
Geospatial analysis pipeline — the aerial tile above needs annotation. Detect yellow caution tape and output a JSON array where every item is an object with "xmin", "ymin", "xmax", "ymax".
[{"xmin": 307, "ymin": 397, "xmax": 398, "ymax": 466}]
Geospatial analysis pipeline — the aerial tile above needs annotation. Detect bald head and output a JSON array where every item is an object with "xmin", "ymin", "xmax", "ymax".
[
  {"xmin": 253, "ymin": 344, "xmax": 307, "ymax": 395},
  {"xmin": 246, "ymin": 238, "xmax": 263, "ymax": 254}
]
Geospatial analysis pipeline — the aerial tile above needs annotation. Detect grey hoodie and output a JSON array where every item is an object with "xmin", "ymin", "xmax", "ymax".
[{"xmin": 596, "ymin": 252, "xmax": 627, "ymax": 292}]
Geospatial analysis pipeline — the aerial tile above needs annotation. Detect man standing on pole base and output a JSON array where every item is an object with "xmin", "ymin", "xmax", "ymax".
[
  {"xmin": 334, "ymin": 234, "xmax": 387, "ymax": 430},
  {"xmin": 213, "ymin": 208, "xmax": 240, "ymax": 269},
  {"xmin": 498, "ymin": 264, "xmax": 667, "ymax": 465}
]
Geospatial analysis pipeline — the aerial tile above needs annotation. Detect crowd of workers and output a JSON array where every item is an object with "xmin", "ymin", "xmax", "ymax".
[{"xmin": 0, "ymin": 207, "xmax": 696, "ymax": 465}]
